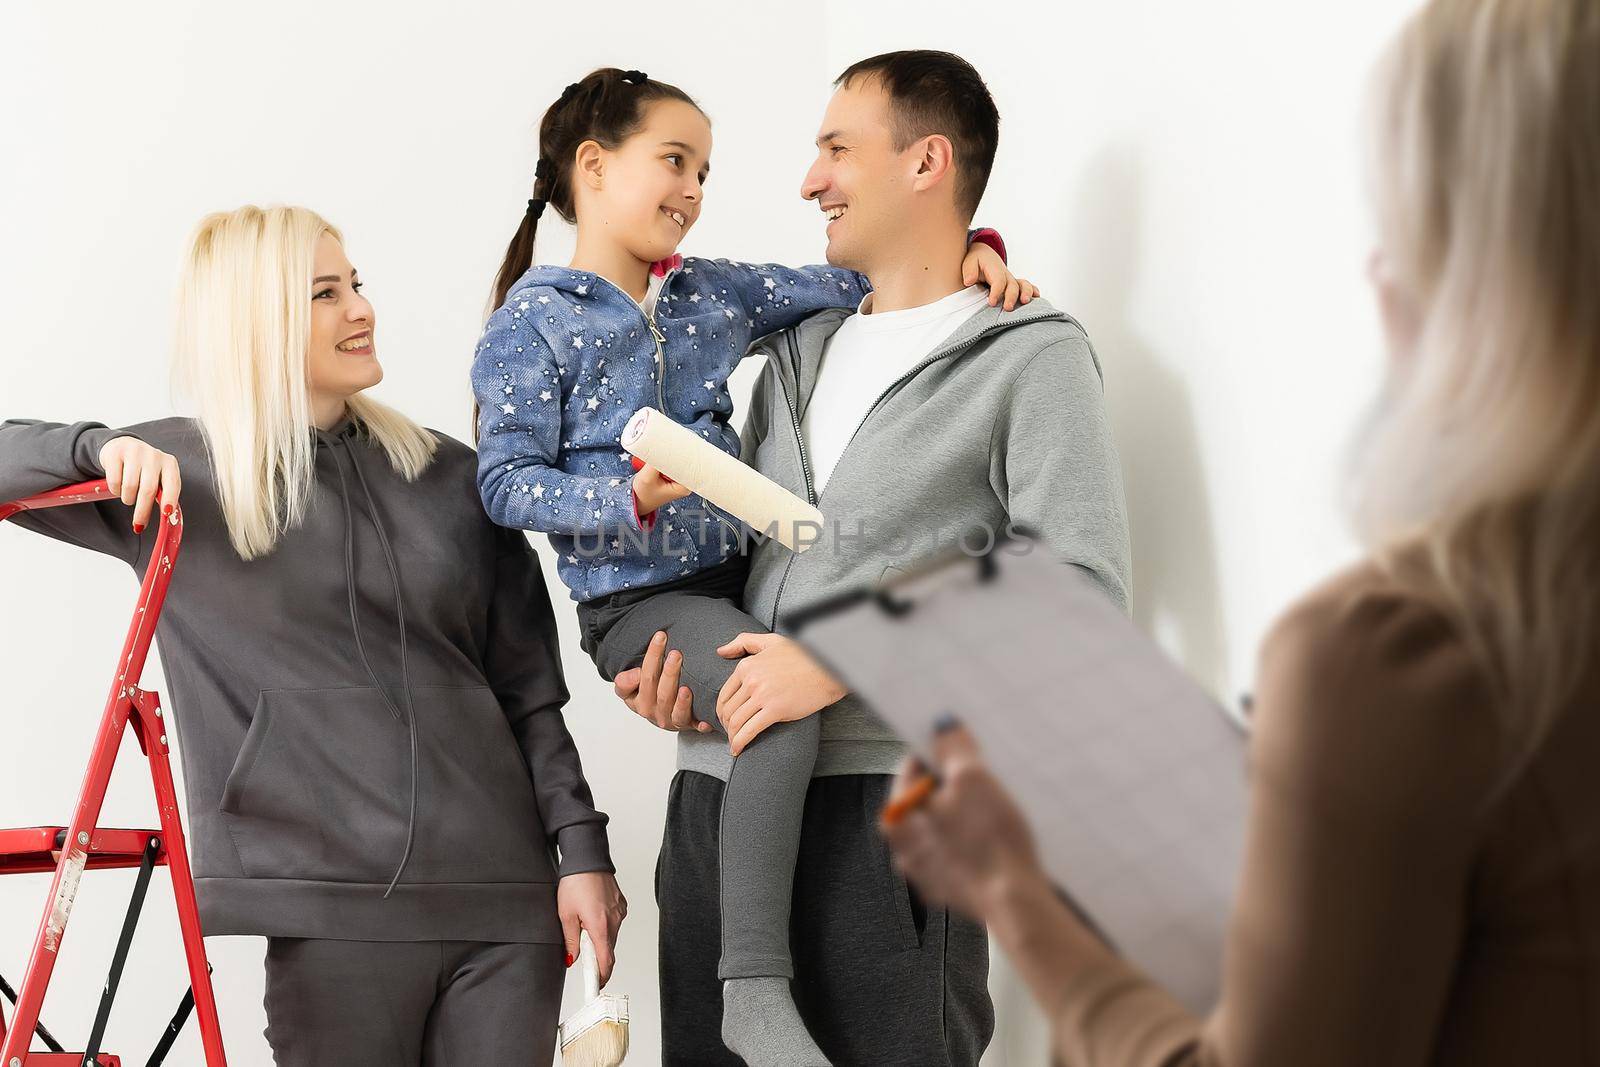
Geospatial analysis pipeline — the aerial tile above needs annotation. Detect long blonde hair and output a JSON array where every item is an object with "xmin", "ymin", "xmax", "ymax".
[
  {"xmin": 173, "ymin": 205, "xmax": 437, "ymax": 559},
  {"xmin": 1355, "ymin": 0, "xmax": 1600, "ymax": 774}
]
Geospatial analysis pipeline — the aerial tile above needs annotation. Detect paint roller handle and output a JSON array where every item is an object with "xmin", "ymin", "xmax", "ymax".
[
  {"xmin": 629, "ymin": 455, "xmax": 690, "ymax": 519},
  {"xmin": 629, "ymin": 455, "xmax": 676, "ymax": 484}
]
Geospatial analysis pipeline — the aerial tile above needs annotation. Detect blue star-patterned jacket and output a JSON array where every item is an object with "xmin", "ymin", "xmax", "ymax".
[{"xmin": 471, "ymin": 256, "xmax": 870, "ymax": 602}]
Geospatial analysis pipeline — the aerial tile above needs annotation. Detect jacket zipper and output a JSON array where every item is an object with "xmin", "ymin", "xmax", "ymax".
[
  {"xmin": 765, "ymin": 307, "xmax": 1064, "ymax": 630},
  {"xmin": 643, "ymin": 285, "xmax": 731, "ymax": 539},
  {"xmin": 764, "ymin": 330, "xmax": 822, "ymax": 627},
  {"xmin": 648, "ymin": 305, "xmax": 669, "ymax": 411},
  {"xmin": 593, "ymin": 267, "xmax": 752, "ymax": 553},
  {"xmin": 585, "ymin": 268, "xmax": 676, "ymax": 412},
  {"xmin": 781, "ymin": 331, "xmax": 817, "ymax": 506}
]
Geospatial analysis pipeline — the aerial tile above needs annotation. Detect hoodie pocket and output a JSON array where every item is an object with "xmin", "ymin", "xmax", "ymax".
[
  {"xmin": 221, "ymin": 687, "xmax": 411, "ymax": 882},
  {"xmin": 219, "ymin": 685, "xmax": 551, "ymax": 884}
]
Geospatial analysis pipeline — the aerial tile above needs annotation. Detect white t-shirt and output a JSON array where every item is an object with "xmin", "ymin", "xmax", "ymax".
[
  {"xmin": 641, "ymin": 270, "xmax": 666, "ymax": 317},
  {"xmin": 801, "ymin": 285, "xmax": 990, "ymax": 494}
]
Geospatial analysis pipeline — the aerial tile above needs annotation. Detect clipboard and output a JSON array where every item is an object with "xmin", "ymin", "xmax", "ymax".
[{"xmin": 787, "ymin": 528, "xmax": 1248, "ymax": 1012}]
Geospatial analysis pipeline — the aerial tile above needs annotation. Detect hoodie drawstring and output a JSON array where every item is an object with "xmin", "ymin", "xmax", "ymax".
[{"xmin": 327, "ymin": 432, "xmax": 421, "ymax": 899}]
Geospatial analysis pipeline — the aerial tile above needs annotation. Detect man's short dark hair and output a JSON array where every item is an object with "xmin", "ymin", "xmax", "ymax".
[{"xmin": 834, "ymin": 50, "xmax": 1000, "ymax": 221}]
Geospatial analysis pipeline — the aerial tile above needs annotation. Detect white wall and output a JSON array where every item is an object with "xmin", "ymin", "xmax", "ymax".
[{"xmin": 0, "ymin": 2, "xmax": 1414, "ymax": 1062}]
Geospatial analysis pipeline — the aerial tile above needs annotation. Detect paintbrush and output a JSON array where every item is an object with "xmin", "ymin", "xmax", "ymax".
[{"xmin": 558, "ymin": 930, "xmax": 628, "ymax": 1066}]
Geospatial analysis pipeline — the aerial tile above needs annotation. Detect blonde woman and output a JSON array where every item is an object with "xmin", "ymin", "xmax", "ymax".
[
  {"xmin": 883, "ymin": 0, "xmax": 1600, "ymax": 1063},
  {"xmin": 0, "ymin": 205, "xmax": 624, "ymax": 1065}
]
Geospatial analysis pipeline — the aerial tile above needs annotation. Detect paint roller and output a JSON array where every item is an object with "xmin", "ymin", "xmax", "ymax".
[{"xmin": 621, "ymin": 407, "xmax": 824, "ymax": 553}]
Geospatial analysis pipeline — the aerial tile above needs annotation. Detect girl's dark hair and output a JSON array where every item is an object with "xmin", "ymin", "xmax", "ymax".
[{"xmin": 491, "ymin": 67, "xmax": 701, "ymax": 310}]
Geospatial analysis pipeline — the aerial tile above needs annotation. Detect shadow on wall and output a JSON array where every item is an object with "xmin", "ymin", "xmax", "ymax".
[
  {"xmin": 1066, "ymin": 145, "xmax": 1231, "ymax": 700},
  {"xmin": 983, "ymin": 144, "xmax": 1235, "ymax": 1067}
]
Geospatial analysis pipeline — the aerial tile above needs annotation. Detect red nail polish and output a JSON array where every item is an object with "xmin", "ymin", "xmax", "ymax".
[
  {"xmin": 565, "ymin": 952, "xmax": 575, "ymax": 968},
  {"xmin": 162, "ymin": 504, "xmax": 173, "ymax": 516},
  {"xmin": 132, "ymin": 522, "xmax": 145, "ymax": 534}
]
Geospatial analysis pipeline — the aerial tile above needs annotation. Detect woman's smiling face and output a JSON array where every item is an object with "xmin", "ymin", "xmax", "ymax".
[{"xmin": 307, "ymin": 232, "xmax": 382, "ymax": 406}]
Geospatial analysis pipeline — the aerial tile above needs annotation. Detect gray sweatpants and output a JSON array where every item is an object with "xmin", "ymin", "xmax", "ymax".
[
  {"xmin": 578, "ymin": 554, "xmax": 819, "ymax": 980},
  {"xmin": 657, "ymin": 771, "xmax": 996, "ymax": 1065},
  {"xmin": 261, "ymin": 937, "xmax": 565, "ymax": 1065}
]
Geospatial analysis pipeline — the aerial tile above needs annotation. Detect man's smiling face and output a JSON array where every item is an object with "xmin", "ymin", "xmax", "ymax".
[{"xmin": 800, "ymin": 78, "xmax": 911, "ymax": 275}]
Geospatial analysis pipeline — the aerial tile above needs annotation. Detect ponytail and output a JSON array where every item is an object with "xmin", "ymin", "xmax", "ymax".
[{"xmin": 492, "ymin": 196, "xmax": 545, "ymax": 312}]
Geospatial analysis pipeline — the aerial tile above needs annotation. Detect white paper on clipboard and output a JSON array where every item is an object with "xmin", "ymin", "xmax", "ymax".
[{"xmin": 789, "ymin": 535, "xmax": 1250, "ymax": 1012}]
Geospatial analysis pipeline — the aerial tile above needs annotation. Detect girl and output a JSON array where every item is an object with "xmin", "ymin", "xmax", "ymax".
[
  {"xmin": 2, "ymin": 205, "xmax": 623, "ymax": 1066},
  {"xmin": 469, "ymin": 67, "xmax": 1030, "ymax": 1065}
]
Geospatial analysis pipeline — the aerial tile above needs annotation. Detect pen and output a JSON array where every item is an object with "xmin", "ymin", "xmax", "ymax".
[
  {"xmin": 880, "ymin": 714, "xmax": 962, "ymax": 826},
  {"xmin": 881, "ymin": 774, "xmax": 939, "ymax": 827}
]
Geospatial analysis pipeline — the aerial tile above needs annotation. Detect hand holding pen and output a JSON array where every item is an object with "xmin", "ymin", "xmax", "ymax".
[{"xmin": 881, "ymin": 715, "xmax": 1050, "ymax": 922}]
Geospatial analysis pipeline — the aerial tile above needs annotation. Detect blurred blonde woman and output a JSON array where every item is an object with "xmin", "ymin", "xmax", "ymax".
[
  {"xmin": 883, "ymin": 1, "xmax": 1600, "ymax": 1063},
  {"xmin": 0, "ymin": 205, "xmax": 624, "ymax": 1065}
]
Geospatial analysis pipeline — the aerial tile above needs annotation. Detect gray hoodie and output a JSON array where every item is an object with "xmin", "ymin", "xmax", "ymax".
[
  {"xmin": 677, "ymin": 298, "xmax": 1132, "ymax": 781},
  {"xmin": 0, "ymin": 415, "xmax": 610, "ymax": 943}
]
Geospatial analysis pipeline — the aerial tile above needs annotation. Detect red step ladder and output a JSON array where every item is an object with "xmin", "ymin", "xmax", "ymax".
[{"xmin": 0, "ymin": 480, "xmax": 226, "ymax": 1066}]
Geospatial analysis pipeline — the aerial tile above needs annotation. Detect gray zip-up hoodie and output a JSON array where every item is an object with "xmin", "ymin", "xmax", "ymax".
[
  {"xmin": 0, "ymin": 415, "xmax": 610, "ymax": 943},
  {"xmin": 677, "ymin": 298, "xmax": 1132, "ymax": 781}
]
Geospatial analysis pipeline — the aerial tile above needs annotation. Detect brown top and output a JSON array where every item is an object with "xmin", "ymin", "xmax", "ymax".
[{"xmin": 1054, "ymin": 562, "xmax": 1600, "ymax": 1066}]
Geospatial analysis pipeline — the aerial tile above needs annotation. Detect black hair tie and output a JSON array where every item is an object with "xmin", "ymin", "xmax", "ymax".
[
  {"xmin": 534, "ymin": 158, "xmax": 553, "ymax": 182},
  {"xmin": 559, "ymin": 81, "xmax": 582, "ymax": 103},
  {"xmin": 526, "ymin": 198, "xmax": 547, "ymax": 221},
  {"xmin": 621, "ymin": 69, "xmax": 648, "ymax": 85}
]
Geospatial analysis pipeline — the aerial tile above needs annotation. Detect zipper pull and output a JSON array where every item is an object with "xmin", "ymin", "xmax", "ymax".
[{"xmin": 648, "ymin": 317, "xmax": 666, "ymax": 345}]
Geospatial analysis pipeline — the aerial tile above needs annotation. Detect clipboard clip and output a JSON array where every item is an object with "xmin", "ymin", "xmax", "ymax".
[
  {"xmin": 789, "ymin": 524, "xmax": 1039, "ymax": 630},
  {"xmin": 874, "ymin": 586, "xmax": 916, "ymax": 617},
  {"xmin": 873, "ymin": 546, "xmax": 1003, "ymax": 616}
]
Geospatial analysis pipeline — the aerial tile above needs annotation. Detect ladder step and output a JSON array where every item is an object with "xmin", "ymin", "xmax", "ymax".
[
  {"xmin": 0, "ymin": 827, "xmax": 166, "ymax": 875},
  {"xmin": 15, "ymin": 1055, "xmax": 120, "ymax": 1065}
]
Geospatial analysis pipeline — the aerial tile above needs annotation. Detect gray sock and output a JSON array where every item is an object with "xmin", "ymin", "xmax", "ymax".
[{"xmin": 722, "ymin": 977, "xmax": 832, "ymax": 1066}]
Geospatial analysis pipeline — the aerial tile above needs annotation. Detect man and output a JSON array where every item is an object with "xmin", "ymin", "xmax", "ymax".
[{"xmin": 618, "ymin": 50, "xmax": 1132, "ymax": 1065}]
